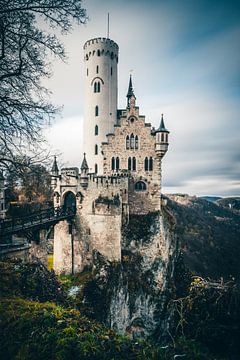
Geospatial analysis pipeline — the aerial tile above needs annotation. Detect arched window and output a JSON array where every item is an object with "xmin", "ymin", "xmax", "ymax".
[
  {"xmin": 95, "ymin": 164, "xmax": 98, "ymax": 173},
  {"xmin": 135, "ymin": 181, "xmax": 147, "ymax": 191},
  {"xmin": 94, "ymin": 82, "xmax": 101, "ymax": 93},
  {"xmin": 144, "ymin": 157, "xmax": 149, "ymax": 171},
  {"xmin": 97, "ymin": 49, "xmax": 100, "ymax": 56},
  {"xmin": 95, "ymin": 105, "xmax": 99, "ymax": 116},
  {"xmin": 132, "ymin": 157, "xmax": 136, "ymax": 171},
  {"xmin": 95, "ymin": 144, "xmax": 98, "ymax": 155},
  {"xmin": 116, "ymin": 157, "xmax": 120, "ymax": 171},
  {"xmin": 96, "ymin": 65, "xmax": 99, "ymax": 73},
  {"xmin": 126, "ymin": 135, "xmax": 130, "ymax": 150},
  {"xmin": 130, "ymin": 133, "xmax": 134, "ymax": 149},
  {"xmin": 97, "ymin": 81, "xmax": 101, "ymax": 92},
  {"xmin": 149, "ymin": 157, "xmax": 153, "ymax": 171},
  {"xmin": 128, "ymin": 157, "xmax": 131, "ymax": 171},
  {"xmin": 111, "ymin": 157, "xmax": 115, "ymax": 171},
  {"xmin": 135, "ymin": 135, "xmax": 139, "ymax": 149},
  {"xmin": 161, "ymin": 133, "xmax": 164, "ymax": 142},
  {"xmin": 95, "ymin": 125, "xmax": 98, "ymax": 135}
]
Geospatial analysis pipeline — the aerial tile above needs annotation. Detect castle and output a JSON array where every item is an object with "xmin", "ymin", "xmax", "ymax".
[{"xmin": 51, "ymin": 37, "xmax": 169, "ymax": 274}]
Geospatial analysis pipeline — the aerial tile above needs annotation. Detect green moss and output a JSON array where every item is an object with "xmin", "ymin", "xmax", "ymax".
[{"xmin": 0, "ymin": 297, "xmax": 164, "ymax": 360}]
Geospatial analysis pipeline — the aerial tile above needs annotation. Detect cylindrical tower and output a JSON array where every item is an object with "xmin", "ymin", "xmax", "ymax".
[{"xmin": 83, "ymin": 37, "xmax": 119, "ymax": 174}]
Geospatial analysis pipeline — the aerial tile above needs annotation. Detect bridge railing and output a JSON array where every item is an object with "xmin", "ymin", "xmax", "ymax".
[{"xmin": 0, "ymin": 206, "xmax": 76, "ymax": 236}]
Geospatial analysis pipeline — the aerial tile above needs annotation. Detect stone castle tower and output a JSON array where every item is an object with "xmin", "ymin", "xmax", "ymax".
[
  {"xmin": 83, "ymin": 38, "xmax": 119, "ymax": 174},
  {"xmin": 51, "ymin": 37, "xmax": 170, "ymax": 274}
]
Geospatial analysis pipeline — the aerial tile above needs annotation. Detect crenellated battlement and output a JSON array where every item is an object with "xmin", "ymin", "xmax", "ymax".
[
  {"xmin": 83, "ymin": 37, "xmax": 119, "ymax": 50},
  {"xmin": 84, "ymin": 37, "xmax": 119, "ymax": 63}
]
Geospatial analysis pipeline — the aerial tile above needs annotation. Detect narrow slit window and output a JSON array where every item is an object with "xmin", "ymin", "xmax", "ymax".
[
  {"xmin": 130, "ymin": 133, "xmax": 134, "ymax": 149},
  {"xmin": 126, "ymin": 135, "xmax": 130, "ymax": 149},
  {"xmin": 128, "ymin": 157, "xmax": 131, "ymax": 171},
  {"xmin": 149, "ymin": 157, "xmax": 153, "ymax": 171},
  {"xmin": 96, "ymin": 65, "xmax": 99, "ymax": 73},
  {"xmin": 111, "ymin": 157, "xmax": 115, "ymax": 171},
  {"xmin": 132, "ymin": 157, "xmax": 136, "ymax": 171},
  {"xmin": 95, "ymin": 125, "xmax": 98, "ymax": 135},
  {"xmin": 95, "ymin": 144, "xmax": 98, "ymax": 155},
  {"xmin": 135, "ymin": 135, "xmax": 139, "ymax": 149},
  {"xmin": 95, "ymin": 105, "xmax": 99, "ymax": 116},
  {"xmin": 116, "ymin": 157, "xmax": 120, "ymax": 171},
  {"xmin": 144, "ymin": 157, "xmax": 149, "ymax": 171},
  {"xmin": 95, "ymin": 164, "xmax": 98, "ymax": 173}
]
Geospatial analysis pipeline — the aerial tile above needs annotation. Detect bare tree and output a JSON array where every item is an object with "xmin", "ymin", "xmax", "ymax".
[{"xmin": 0, "ymin": 0, "xmax": 87, "ymax": 173}]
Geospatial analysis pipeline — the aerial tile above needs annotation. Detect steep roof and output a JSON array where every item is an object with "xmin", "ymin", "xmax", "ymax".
[
  {"xmin": 81, "ymin": 153, "xmax": 89, "ymax": 171},
  {"xmin": 126, "ymin": 75, "xmax": 135, "ymax": 99},
  {"xmin": 51, "ymin": 156, "xmax": 59, "ymax": 174},
  {"xmin": 155, "ymin": 114, "xmax": 169, "ymax": 133}
]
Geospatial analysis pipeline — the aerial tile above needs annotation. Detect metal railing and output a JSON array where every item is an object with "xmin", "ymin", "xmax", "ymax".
[{"xmin": 0, "ymin": 206, "xmax": 76, "ymax": 238}]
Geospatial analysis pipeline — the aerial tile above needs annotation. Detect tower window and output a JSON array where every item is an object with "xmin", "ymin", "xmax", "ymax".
[
  {"xmin": 116, "ymin": 157, "xmax": 120, "ymax": 171},
  {"xmin": 128, "ymin": 157, "xmax": 131, "ymax": 171},
  {"xmin": 135, "ymin": 135, "xmax": 139, "ymax": 150},
  {"xmin": 95, "ymin": 125, "xmax": 98, "ymax": 135},
  {"xmin": 97, "ymin": 50, "xmax": 100, "ymax": 56},
  {"xmin": 149, "ymin": 157, "xmax": 153, "ymax": 171},
  {"xmin": 95, "ymin": 144, "xmax": 98, "ymax": 155},
  {"xmin": 166, "ymin": 134, "xmax": 168, "ymax": 143},
  {"xmin": 95, "ymin": 164, "xmax": 98, "ymax": 173},
  {"xmin": 94, "ymin": 81, "xmax": 101, "ymax": 93},
  {"xmin": 96, "ymin": 65, "xmax": 99, "ymax": 74},
  {"xmin": 144, "ymin": 157, "xmax": 149, "ymax": 171},
  {"xmin": 135, "ymin": 181, "xmax": 147, "ymax": 192},
  {"xmin": 111, "ymin": 157, "xmax": 115, "ymax": 171},
  {"xmin": 130, "ymin": 133, "xmax": 134, "ymax": 149},
  {"xmin": 126, "ymin": 135, "xmax": 130, "ymax": 150},
  {"xmin": 95, "ymin": 105, "xmax": 99, "ymax": 116},
  {"xmin": 161, "ymin": 133, "xmax": 164, "ymax": 142},
  {"xmin": 132, "ymin": 157, "xmax": 136, "ymax": 171}
]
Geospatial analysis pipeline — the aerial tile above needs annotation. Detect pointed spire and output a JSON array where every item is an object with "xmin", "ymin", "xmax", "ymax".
[
  {"xmin": 155, "ymin": 114, "xmax": 169, "ymax": 133},
  {"xmin": 51, "ymin": 156, "xmax": 59, "ymax": 175},
  {"xmin": 81, "ymin": 153, "xmax": 89, "ymax": 171},
  {"xmin": 126, "ymin": 75, "xmax": 135, "ymax": 99}
]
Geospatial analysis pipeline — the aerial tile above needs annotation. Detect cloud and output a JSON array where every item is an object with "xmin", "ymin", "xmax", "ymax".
[{"xmin": 44, "ymin": 0, "xmax": 240, "ymax": 196}]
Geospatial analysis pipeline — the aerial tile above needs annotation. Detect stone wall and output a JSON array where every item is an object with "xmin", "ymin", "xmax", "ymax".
[{"xmin": 102, "ymin": 104, "xmax": 161, "ymax": 215}]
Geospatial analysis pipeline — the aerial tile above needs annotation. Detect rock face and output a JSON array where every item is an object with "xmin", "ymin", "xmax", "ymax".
[{"xmin": 83, "ymin": 210, "xmax": 178, "ymax": 339}]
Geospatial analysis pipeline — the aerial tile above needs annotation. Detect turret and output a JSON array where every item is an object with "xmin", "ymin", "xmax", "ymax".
[
  {"xmin": 83, "ymin": 37, "xmax": 119, "ymax": 174},
  {"xmin": 126, "ymin": 74, "xmax": 136, "ymax": 109},
  {"xmin": 155, "ymin": 114, "xmax": 169, "ymax": 158},
  {"xmin": 51, "ymin": 156, "xmax": 59, "ymax": 190},
  {"xmin": 80, "ymin": 153, "xmax": 89, "ymax": 188},
  {"xmin": 0, "ymin": 170, "xmax": 6, "ymax": 219}
]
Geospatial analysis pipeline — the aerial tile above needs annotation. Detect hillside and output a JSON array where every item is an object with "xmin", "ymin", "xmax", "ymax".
[{"xmin": 165, "ymin": 194, "xmax": 240, "ymax": 280}]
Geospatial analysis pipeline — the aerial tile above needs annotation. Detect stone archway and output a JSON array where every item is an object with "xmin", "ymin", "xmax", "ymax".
[{"xmin": 63, "ymin": 191, "xmax": 76, "ymax": 213}]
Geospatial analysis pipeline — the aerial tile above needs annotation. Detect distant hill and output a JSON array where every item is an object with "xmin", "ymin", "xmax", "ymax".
[
  {"xmin": 165, "ymin": 194, "xmax": 240, "ymax": 281},
  {"xmin": 200, "ymin": 196, "xmax": 222, "ymax": 202},
  {"xmin": 217, "ymin": 197, "xmax": 240, "ymax": 211}
]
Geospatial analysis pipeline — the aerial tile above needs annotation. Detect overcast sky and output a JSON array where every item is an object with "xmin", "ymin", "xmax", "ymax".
[{"xmin": 44, "ymin": 0, "xmax": 240, "ymax": 197}]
